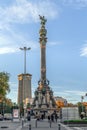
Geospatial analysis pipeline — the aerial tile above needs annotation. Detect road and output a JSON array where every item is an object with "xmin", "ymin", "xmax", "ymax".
[
  {"xmin": 21, "ymin": 119, "xmax": 87, "ymax": 130},
  {"xmin": 0, "ymin": 120, "xmax": 21, "ymax": 130},
  {"xmin": 0, "ymin": 119, "xmax": 87, "ymax": 130}
]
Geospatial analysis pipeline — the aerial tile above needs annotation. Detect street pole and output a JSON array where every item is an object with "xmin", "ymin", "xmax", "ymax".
[
  {"xmin": 2, "ymin": 100, "xmax": 5, "ymax": 120},
  {"xmin": 81, "ymin": 96, "xmax": 84, "ymax": 113},
  {"xmin": 23, "ymin": 100, "xmax": 26, "ymax": 121},
  {"xmin": 20, "ymin": 47, "xmax": 31, "ymax": 74}
]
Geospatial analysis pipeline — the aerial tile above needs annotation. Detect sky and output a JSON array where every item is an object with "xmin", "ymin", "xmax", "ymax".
[{"xmin": 0, "ymin": 0, "xmax": 87, "ymax": 104}]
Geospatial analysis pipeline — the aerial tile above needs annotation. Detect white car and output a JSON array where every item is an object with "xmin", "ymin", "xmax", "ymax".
[
  {"xmin": 0, "ymin": 114, "xmax": 3, "ymax": 121},
  {"xmin": 4, "ymin": 113, "xmax": 12, "ymax": 120}
]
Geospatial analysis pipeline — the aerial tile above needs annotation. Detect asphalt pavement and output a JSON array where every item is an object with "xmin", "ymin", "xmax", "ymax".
[
  {"xmin": 0, "ymin": 119, "xmax": 87, "ymax": 130},
  {"xmin": 0, "ymin": 120, "xmax": 21, "ymax": 130},
  {"xmin": 20, "ymin": 119, "xmax": 75, "ymax": 130}
]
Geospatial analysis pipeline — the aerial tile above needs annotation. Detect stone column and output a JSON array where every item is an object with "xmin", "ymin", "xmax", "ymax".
[{"xmin": 39, "ymin": 15, "xmax": 47, "ymax": 84}]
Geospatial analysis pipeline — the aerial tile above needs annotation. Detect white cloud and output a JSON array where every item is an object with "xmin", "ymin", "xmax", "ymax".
[
  {"xmin": 0, "ymin": 34, "xmax": 19, "ymax": 53},
  {"xmin": 54, "ymin": 90, "xmax": 86, "ymax": 103},
  {"xmin": 0, "ymin": 37, "xmax": 38, "ymax": 54},
  {"xmin": 54, "ymin": 90, "xmax": 85, "ymax": 97},
  {"xmin": 0, "ymin": 47, "xmax": 19, "ymax": 54},
  {"xmin": 0, "ymin": 0, "xmax": 59, "ymax": 54},
  {"xmin": 0, "ymin": 0, "xmax": 58, "ymax": 25},
  {"xmin": 65, "ymin": 90, "xmax": 85, "ymax": 96},
  {"xmin": 0, "ymin": 24, "xmax": 39, "ymax": 54},
  {"xmin": 64, "ymin": 90, "xmax": 87, "ymax": 103},
  {"xmin": 80, "ymin": 44, "xmax": 87, "ymax": 57}
]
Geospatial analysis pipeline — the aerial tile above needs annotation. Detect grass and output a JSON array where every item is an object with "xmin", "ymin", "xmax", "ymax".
[{"xmin": 63, "ymin": 119, "xmax": 87, "ymax": 124}]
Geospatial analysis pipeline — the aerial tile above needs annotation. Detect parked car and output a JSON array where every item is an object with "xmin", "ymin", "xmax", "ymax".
[
  {"xmin": 0, "ymin": 114, "xmax": 3, "ymax": 121},
  {"xmin": 4, "ymin": 113, "xmax": 12, "ymax": 120}
]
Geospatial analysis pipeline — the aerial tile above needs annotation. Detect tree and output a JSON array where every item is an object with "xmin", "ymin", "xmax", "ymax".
[
  {"xmin": 3, "ymin": 99, "xmax": 12, "ymax": 113},
  {"xmin": 55, "ymin": 100, "xmax": 64, "ymax": 108},
  {"xmin": 78, "ymin": 102, "xmax": 86, "ymax": 115},
  {"xmin": 0, "ymin": 72, "xmax": 10, "ymax": 99}
]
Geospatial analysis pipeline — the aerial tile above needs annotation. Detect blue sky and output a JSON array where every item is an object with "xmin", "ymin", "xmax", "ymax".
[{"xmin": 0, "ymin": 0, "xmax": 87, "ymax": 104}]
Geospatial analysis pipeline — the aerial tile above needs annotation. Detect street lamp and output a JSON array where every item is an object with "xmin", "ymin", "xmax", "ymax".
[
  {"xmin": 81, "ymin": 96, "xmax": 84, "ymax": 113},
  {"xmin": 23, "ymin": 100, "xmax": 26, "ymax": 121},
  {"xmin": 20, "ymin": 47, "xmax": 31, "ymax": 74},
  {"xmin": 81, "ymin": 93, "xmax": 87, "ymax": 113}
]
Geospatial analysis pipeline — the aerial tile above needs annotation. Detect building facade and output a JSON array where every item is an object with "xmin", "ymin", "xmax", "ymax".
[
  {"xmin": 55, "ymin": 96, "xmax": 67, "ymax": 108},
  {"xmin": 18, "ymin": 73, "xmax": 32, "ymax": 105}
]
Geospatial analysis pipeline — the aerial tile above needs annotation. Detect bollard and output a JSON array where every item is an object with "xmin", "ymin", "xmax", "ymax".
[
  {"xmin": 49, "ymin": 120, "xmax": 51, "ymax": 128},
  {"xmin": 58, "ymin": 123, "xmax": 61, "ymax": 130},
  {"xmin": 35, "ymin": 119, "xmax": 37, "ymax": 128},
  {"xmin": 22, "ymin": 120, "xmax": 24, "ymax": 128},
  {"xmin": 29, "ymin": 124, "xmax": 31, "ymax": 130}
]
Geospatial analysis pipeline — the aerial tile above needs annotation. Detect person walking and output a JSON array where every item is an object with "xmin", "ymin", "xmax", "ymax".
[
  {"xmin": 51, "ymin": 114, "xmax": 54, "ymax": 122},
  {"xmin": 55, "ymin": 113, "xmax": 58, "ymax": 122},
  {"xmin": 48, "ymin": 114, "xmax": 50, "ymax": 122}
]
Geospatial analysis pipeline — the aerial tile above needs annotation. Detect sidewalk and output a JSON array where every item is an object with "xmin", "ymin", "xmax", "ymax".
[
  {"xmin": 21, "ymin": 119, "xmax": 58, "ymax": 130},
  {"xmin": 21, "ymin": 119, "xmax": 74, "ymax": 130},
  {"xmin": 0, "ymin": 120, "xmax": 21, "ymax": 130},
  {"xmin": 0, "ymin": 119, "xmax": 86, "ymax": 130}
]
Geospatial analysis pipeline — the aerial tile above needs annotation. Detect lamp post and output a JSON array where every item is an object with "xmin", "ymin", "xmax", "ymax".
[
  {"xmin": 20, "ymin": 47, "xmax": 31, "ymax": 74},
  {"xmin": 81, "ymin": 93, "xmax": 87, "ymax": 113},
  {"xmin": 23, "ymin": 100, "xmax": 26, "ymax": 121},
  {"xmin": 81, "ymin": 96, "xmax": 84, "ymax": 113}
]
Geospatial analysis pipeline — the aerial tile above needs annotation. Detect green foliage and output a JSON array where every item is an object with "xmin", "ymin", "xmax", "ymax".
[
  {"xmin": 0, "ymin": 102, "xmax": 12, "ymax": 114},
  {"xmin": 78, "ymin": 103, "xmax": 86, "ymax": 115},
  {"xmin": 0, "ymin": 72, "xmax": 10, "ymax": 98},
  {"xmin": 27, "ymin": 103, "xmax": 31, "ymax": 108},
  {"xmin": 4, "ymin": 105, "xmax": 12, "ymax": 113},
  {"xmin": 64, "ymin": 119, "xmax": 87, "ymax": 123}
]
